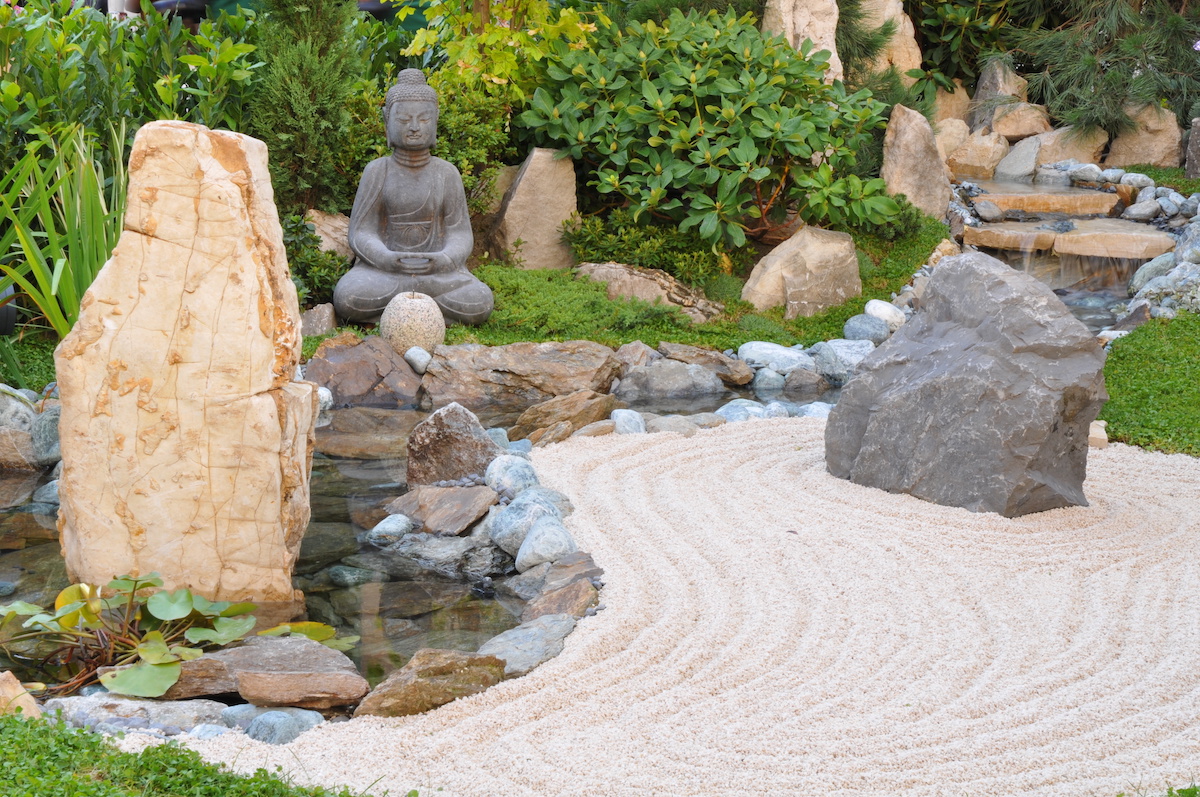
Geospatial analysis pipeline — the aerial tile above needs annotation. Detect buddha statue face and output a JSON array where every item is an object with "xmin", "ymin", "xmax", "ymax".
[{"xmin": 387, "ymin": 100, "xmax": 437, "ymax": 152}]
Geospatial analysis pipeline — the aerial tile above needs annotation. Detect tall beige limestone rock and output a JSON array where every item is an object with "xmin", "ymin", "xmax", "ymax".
[
  {"xmin": 860, "ymin": 0, "xmax": 922, "ymax": 80},
  {"xmin": 56, "ymin": 121, "xmax": 316, "ymax": 604},
  {"xmin": 1104, "ymin": 104, "xmax": 1183, "ymax": 169},
  {"xmin": 762, "ymin": 0, "xmax": 843, "ymax": 82},
  {"xmin": 881, "ymin": 105, "xmax": 952, "ymax": 219}
]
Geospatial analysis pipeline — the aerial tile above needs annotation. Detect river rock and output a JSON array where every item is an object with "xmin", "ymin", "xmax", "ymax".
[
  {"xmin": 508, "ymin": 390, "xmax": 621, "ymax": 441},
  {"xmin": 489, "ymin": 500, "xmax": 557, "ymax": 556},
  {"xmin": 515, "ymin": 515, "xmax": 577, "ymax": 573},
  {"xmin": 28, "ymin": 405, "xmax": 59, "ymax": 467},
  {"xmin": 491, "ymin": 148, "xmax": 576, "ymax": 270},
  {"xmin": 825, "ymin": 251, "xmax": 1107, "ymax": 517},
  {"xmin": 485, "ymin": 455, "xmax": 539, "ymax": 496},
  {"xmin": 751, "ymin": 368, "xmax": 786, "ymax": 393},
  {"xmin": 658, "ymin": 342, "xmax": 753, "ymax": 386},
  {"xmin": 55, "ymin": 121, "xmax": 315, "ymax": 604},
  {"xmin": 716, "ymin": 399, "xmax": 768, "ymax": 423},
  {"xmin": 1105, "ymin": 104, "xmax": 1183, "ymax": 169},
  {"xmin": 406, "ymin": 403, "xmax": 505, "ymax": 487},
  {"xmin": 385, "ymin": 533, "xmax": 477, "ymax": 580},
  {"xmin": 614, "ymin": 360, "xmax": 725, "ymax": 402},
  {"xmin": 1034, "ymin": 126, "xmax": 1108, "ymax": 166},
  {"xmin": 610, "ymin": 408, "xmax": 647, "ymax": 434},
  {"xmin": 843, "ymin": 313, "xmax": 890, "ymax": 345},
  {"xmin": 160, "ymin": 636, "xmax": 368, "ymax": 708},
  {"xmin": 0, "ymin": 429, "xmax": 38, "ymax": 471},
  {"xmin": 807, "ymin": 341, "xmax": 853, "ymax": 387},
  {"xmin": 304, "ymin": 333, "xmax": 421, "ymax": 408},
  {"xmin": 476, "ymin": 614, "xmax": 577, "ymax": 677},
  {"xmin": 991, "ymin": 102, "xmax": 1052, "ymax": 141},
  {"xmin": 386, "ymin": 485, "xmax": 498, "ymax": 536},
  {"xmin": 576, "ymin": 262, "xmax": 724, "ymax": 322},
  {"xmin": 512, "ymin": 486, "xmax": 573, "ymax": 518},
  {"xmin": 645, "ymin": 415, "xmax": 701, "ymax": 436},
  {"xmin": 354, "ymin": 648, "xmax": 506, "ymax": 717},
  {"xmin": 422, "ymin": 341, "xmax": 619, "ymax": 414},
  {"xmin": 783, "ymin": 367, "xmax": 831, "ymax": 398},
  {"xmin": 44, "ymin": 694, "xmax": 228, "ymax": 732},
  {"xmin": 245, "ymin": 710, "xmax": 323, "ymax": 745},
  {"xmin": 761, "ymin": 0, "xmax": 843, "ymax": 81},
  {"xmin": 737, "ymin": 342, "xmax": 815, "ymax": 374},
  {"xmin": 0, "ymin": 388, "xmax": 34, "ymax": 432},
  {"xmin": 967, "ymin": 60, "xmax": 1027, "ymax": 131},
  {"xmin": 881, "ymin": 104, "xmax": 952, "ymax": 219},
  {"xmin": 865, "ymin": 298, "xmax": 906, "ymax": 332},
  {"xmin": 1122, "ymin": 200, "xmax": 1163, "ymax": 222},
  {"xmin": 947, "ymin": 129, "xmax": 1009, "ymax": 180}
]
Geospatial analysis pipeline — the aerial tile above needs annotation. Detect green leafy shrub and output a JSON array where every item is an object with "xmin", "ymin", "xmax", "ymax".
[
  {"xmin": 562, "ymin": 208, "xmax": 755, "ymax": 286},
  {"xmin": 519, "ymin": 9, "xmax": 897, "ymax": 249},
  {"xmin": 1100, "ymin": 311, "xmax": 1200, "ymax": 456},
  {"xmin": 281, "ymin": 215, "xmax": 351, "ymax": 307},
  {"xmin": 1015, "ymin": 0, "xmax": 1200, "ymax": 134},
  {"xmin": 615, "ymin": 0, "xmax": 765, "ymax": 25},
  {"xmin": 840, "ymin": 192, "xmax": 925, "ymax": 242},
  {"xmin": 249, "ymin": 0, "xmax": 363, "ymax": 214},
  {"xmin": 0, "ymin": 0, "xmax": 261, "ymax": 170}
]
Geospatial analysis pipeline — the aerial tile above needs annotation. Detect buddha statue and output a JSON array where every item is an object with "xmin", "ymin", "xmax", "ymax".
[{"xmin": 333, "ymin": 69, "xmax": 494, "ymax": 325}]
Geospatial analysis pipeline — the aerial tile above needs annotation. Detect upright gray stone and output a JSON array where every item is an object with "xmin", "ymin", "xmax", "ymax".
[
  {"xmin": 967, "ymin": 60, "xmax": 1027, "ymax": 131},
  {"xmin": 1187, "ymin": 119, "xmax": 1200, "ymax": 180},
  {"xmin": 825, "ymin": 252, "xmax": 1107, "ymax": 517}
]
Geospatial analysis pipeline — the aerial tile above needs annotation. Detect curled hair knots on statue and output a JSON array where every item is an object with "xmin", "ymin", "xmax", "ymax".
[{"xmin": 385, "ymin": 69, "xmax": 438, "ymax": 116}]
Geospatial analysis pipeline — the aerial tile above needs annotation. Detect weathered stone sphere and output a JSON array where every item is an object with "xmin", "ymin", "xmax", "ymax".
[{"xmin": 379, "ymin": 292, "xmax": 445, "ymax": 355}]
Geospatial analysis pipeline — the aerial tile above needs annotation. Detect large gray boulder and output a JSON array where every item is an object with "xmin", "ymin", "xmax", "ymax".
[{"xmin": 825, "ymin": 252, "xmax": 1107, "ymax": 517}]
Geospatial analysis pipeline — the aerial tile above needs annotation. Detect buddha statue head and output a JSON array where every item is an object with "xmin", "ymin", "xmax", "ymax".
[{"xmin": 385, "ymin": 69, "xmax": 438, "ymax": 153}]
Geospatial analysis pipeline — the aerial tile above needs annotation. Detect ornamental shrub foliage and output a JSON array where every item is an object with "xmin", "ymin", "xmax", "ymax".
[{"xmin": 518, "ymin": 9, "xmax": 898, "ymax": 249}]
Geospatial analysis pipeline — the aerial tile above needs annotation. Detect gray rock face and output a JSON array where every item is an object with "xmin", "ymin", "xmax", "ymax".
[
  {"xmin": 31, "ymin": 405, "xmax": 60, "ymax": 465},
  {"xmin": 825, "ymin": 252, "xmax": 1107, "ymax": 517},
  {"xmin": 515, "ymin": 515, "xmax": 578, "ymax": 573},
  {"xmin": 1188, "ymin": 119, "xmax": 1200, "ymax": 180},
  {"xmin": 614, "ymin": 360, "xmax": 724, "ymax": 402},
  {"xmin": 993, "ymin": 136, "xmax": 1040, "ymax": 182},
  {"xmin": 477, "ymin": 613, "xmax": 577, "ymax": 677}
]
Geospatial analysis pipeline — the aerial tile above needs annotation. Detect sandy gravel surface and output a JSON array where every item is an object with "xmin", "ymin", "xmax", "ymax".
[{"xmin": 172, "ymin": 418, "xmax": 1200, "ymax": 796}]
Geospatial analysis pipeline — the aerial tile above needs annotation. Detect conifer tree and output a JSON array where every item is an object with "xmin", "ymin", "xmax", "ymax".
[{"xmin": 249, "ymin": 0, "xmax": 363, "ymax": 213}]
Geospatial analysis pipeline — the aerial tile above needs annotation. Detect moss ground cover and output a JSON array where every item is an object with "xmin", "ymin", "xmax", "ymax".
[
  {"xmin": 1099, "ymin": 311, "xmax": 1200, "ymax": 456},
  {"xmin": 0, "ymin": 715, "xmax": 392, "ymax": 797}
]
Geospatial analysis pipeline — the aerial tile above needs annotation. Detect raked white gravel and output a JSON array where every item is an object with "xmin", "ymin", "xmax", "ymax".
[{"xmin": 123, "ymin": 417, "xmax": 1200, "ymax": 796}]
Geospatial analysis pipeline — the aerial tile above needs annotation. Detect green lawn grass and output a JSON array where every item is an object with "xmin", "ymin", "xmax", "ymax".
[
  {"xmin": 0, "ymin": 715, "xmax": 396, "ymax": 797},
  {"xmin": 1099, "ymin": 311, "xmax": 1200, "ymax": 456}
]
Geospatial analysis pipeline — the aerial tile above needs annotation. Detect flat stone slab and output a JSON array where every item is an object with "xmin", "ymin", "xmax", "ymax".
[
  {"xmin": 966, "ymin": 218, "xmax": 1176, "ymax": 262},
  {"xmin": 972, "ymin": 181, "xmax": 1120, "ymax": 216}
]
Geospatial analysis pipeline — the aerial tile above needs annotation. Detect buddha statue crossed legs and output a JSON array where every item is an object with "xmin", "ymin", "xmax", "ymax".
[{"xmin": 333, "ymin": 69, "xmax": 494, "ymax": 325}]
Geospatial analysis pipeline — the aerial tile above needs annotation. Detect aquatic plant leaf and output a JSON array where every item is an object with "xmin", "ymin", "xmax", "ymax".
[
  {"xmin": 218, "ymin": 602, "xmax": 257, "ymax": 617},
  {"xmin": 136, "ymin": 631, "xmax": 179, "ymax": 664},
  {"xmin": 183, "ymin": 614, "xmax": 256, "ymax": 646},
  {"xmin": 99, "ymin": 661, "xmax": 182, "ymax": 697},
  {"xmin": 146, "ymin": 589, "xmax": 194, "ymax": 621},
  {"xmin": 258, "ymin": 621, "xmax": 336, "ymax": 642},
  {"xmin": 0, "ymin": 601, "xmax": 43, "ymax": 617}
]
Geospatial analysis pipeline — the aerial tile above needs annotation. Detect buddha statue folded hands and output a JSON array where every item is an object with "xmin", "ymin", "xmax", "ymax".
[{"xmin": 333, "ymin": 69, "xmax": 494, "ymax": 326}]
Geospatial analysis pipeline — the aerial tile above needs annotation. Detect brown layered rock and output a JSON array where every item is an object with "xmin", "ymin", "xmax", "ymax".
[
  {"xmin": 0, "ymin": 670, "xmax": 40, "ymax": 718},
  {"xmin": 162, "ymin": 636, "xmax": 368, "ymax": 708},
  {"xmin": 1054, "ymin": 219, "xmax": 1176, "ymax": 260},
  {"xmin": 974, "ymin": 187, "xmax": 1120, "ymax": 217},
  {"xmin": 881, "ymin": 104, "xmax": 952, "ymax": 219},
  {"xmin": 947, "ymin": 129, "xmax": 1009, "ymax": 180},
  {"xmin": 762, "ymin": 0, "xmax": 842, "ymax": 81},
  {"xmin": 405, "ymin": 403, "xmax": 505, "ymax": 486},
  {"xmin": 55, "ymin": 121, "xmax": 315, "ymax": 603},
  {"xmin": 742, "ymin": 225, "xmax": 860, "ymax": 317},
  {"xmin": 1034, "ymin": 127, "xmax": 1108, "ymax": 167},
  {"xmin": 991, "ymin": 103, "xmax": 1052, "ymax": 141},
  {"xmin": 353, "ymin": 648, "xmax": 505, "ymax": 717},
  {"xmin": 825, "ymin": 252, "xmax": 1107, "ymax": 518},
  {"xmin": 508, "ymin": 390, "xmax": 621, "ymax": 441},
  {"xmin": 422, "ymin": 342, "xmax": 620, "ymax": 413},
  {"xmin": 385, "ymin": 485, "xmax": 498, "ymax": 536},
  {"xmin": 1104, "ymin": 104, "xmax": 1183, "ymax": 169},
  {"xmin": 522, "ymin": 577, "xmax": 599, "ymax": 622},
  {"xmin": 304, "ymin": 334, "xmax": 421, "ymax": 408},
  {"xmin": 657, "ymin": 342, "xmax": 752, "ymax": 386},
  {"xmin": 576, "ymin": 262, "xmax": 724, "ymax": 322},
  {"xmin": 614, "ymin": 340, "xmax": 660, "ymax": 376},
  {"xmin": 491, "ymin": 148, "xmax": 576, "ymax": 270}
]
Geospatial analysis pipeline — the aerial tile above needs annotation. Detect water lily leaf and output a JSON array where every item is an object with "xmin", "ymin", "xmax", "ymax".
[
  {"xmin": 0, "ymin": 601, "xmax": 44, "ymax": 617},
  {"xmin": 137, "ymin": 631, "xmax": 179, "ymax": 664},
  {"xmin": 146, "ymin": 589, "xmax": 194, "ymax": 621},
  {"xmin": 106, "ymin": 573, "xmax": 164, "ymax": 593},
  {"xmin": 99, "ymin": 661, "xmax": 182, "ymax": 698},
  {"xmin": 320, "ymin": 635, "xmax": 359, "ymax": 652},
  {"xmin": 184, "ymin": 614, "xmax": 255, "ymax": 646},
  {"xmin": 258, "ymin": 621, "xmax": 336, "ymax": 642},
  {"xmin": 218, "ymin": 602, "xmax": 257, "ymax": 617},
  {"xmin": 170, "ymin": 644, "xmax": 205, "ymax": 661}
]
